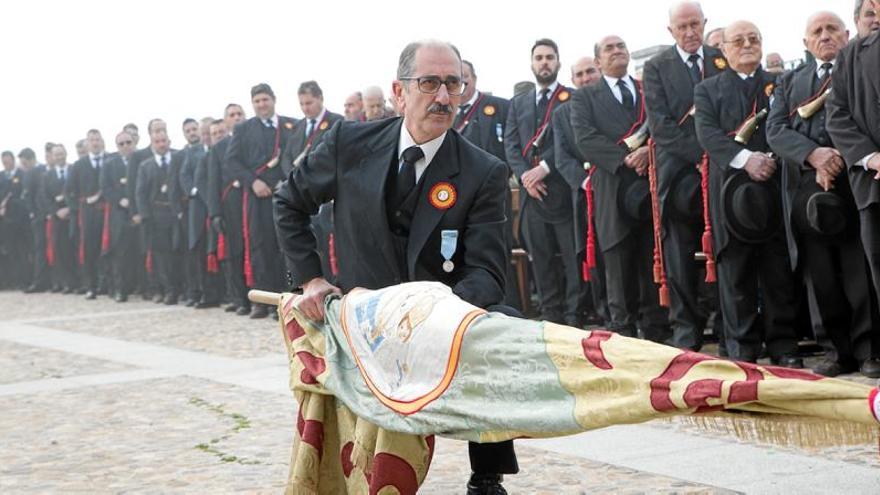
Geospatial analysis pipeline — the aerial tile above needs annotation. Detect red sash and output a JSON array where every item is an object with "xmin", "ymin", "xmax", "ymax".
[
  {"xmin": 100, "ymin": 202, "xmax": 111, "ymax": 254},
  {"xmin": 242, "ymin": 190, "xmax": 255, "ymax": 287},
  {"xmin": 521, "ymin": 85, "xmax": 565, "ymax": 163},
  {"xmin": 305, "ymin": 113, "xmax": 329, "ymax": 149},
  {"xmin": 454, "ymin": 93, "xmax": 486, "ymax": 133},
  {"xmin": 787, "ymin": 77, "xmax": 832, "ymax": 119},
  {"xmin": 205, "ymin": 217, "xmax": 219, "ymax": 273},
  {"xmin": 254, "ymin": 118, "xmax": 283, "ymax": 176},
  {"xmin": 328, "ymin": 233, "xmax": 339, "ymax": 277},
  {"xmin": 45, "ymin": 217, "xmax": 55, "ymax": 267}
]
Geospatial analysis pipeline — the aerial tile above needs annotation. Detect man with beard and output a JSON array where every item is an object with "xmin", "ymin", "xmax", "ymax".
[
  {"xmin": 644, "ymin": 1, "xmax": 726, "ymax": 350},
  {"xmin": 226, "ymin": 83, "xmax": 296, "ymax": 319},
  {"xmin": 208, "ymin": 103, "xmax": 249, "ymax": 315},
  {"xmin": 694, "ymin": 21, "xmax": 800, "ymax": 366},
  {"xmin": 22, "ymin": 146, "xmax": 50, "ymax": 292},
  {"xmin": 68, "ymin": 129, "xmax": 109, "ymax": 300},
  {"xmin": 505, "ymin": 38, "xmax": 580, "ymax": 327},
  {"xmin": 827, "ymin": 0, "xmax": 880, "ymax": 375},
  {"xmin": 0, "ymin": 150, "xmax": 29, "ymax": 289},
  {"xmin": 137, "ymin": 130, "xmax": 183, "ymax": 305},
  {"xmin": 553, "ymin": 55, "xmax": 607, "ymax": 326},
  {"xmin": 343, "ymin": 91, "xmax": 365, "ymax": 121},
  {"xmin": 855, "ymin": 0, "xmax": 879, "ymax": 38},
  {"xmin": 39, "ymin": 144, "xmax": 78, "ymax": 293},
  {"xmin": 101, "ymin": 132, "xmax": 138, "ymax": 302},
  {"xmin": 571, "ymin": 35, "xmax": 671, "ymax": 343},
  {"xmin": 178, "ymin": 117, "xmax": 216, "ymax": 307}
]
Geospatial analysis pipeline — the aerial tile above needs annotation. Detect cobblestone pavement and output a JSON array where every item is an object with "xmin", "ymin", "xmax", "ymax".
[{"xmin": 0, "ymin": 291, "xmax": 877, "ymax": 494}]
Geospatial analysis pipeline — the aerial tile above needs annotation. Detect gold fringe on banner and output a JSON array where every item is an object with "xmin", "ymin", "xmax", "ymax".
[{"xmin": 671, "ymin": 412, "xmax": 880, "ymax": 450}]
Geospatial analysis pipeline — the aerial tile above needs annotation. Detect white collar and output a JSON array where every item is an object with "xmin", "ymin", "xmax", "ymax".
[
  {"xmin": 154, "ymin": 151, "xmax": 171, "ymax": 165},
  {"xmin": 736, "ymin": 70, "xmax": 758, "ymax": 79},
  {"xmin": 603, "ymin": 73, "xmax": 633, "ymax": 88},
  {"xmin": 398, "ymin": 121, "xmax": 446, "ymax": 167},
  {"xmin": 535, "ymin": 81, "xmax": 559, "ymax": 104},
  {"xmin": 262, "ymin": 114, "xmax": 278, "ymax": 128},
  {"xmin": 815, "ymin": 58, "xmax": 835, "ymax": 76},
  {"xmin": 675, "ymin": 44, "xmax": 704, "ymax": 65},
  {"xmin": 463, "ymin": 91, "xmax": 480, "ymax": 108},
  {"xmin": 89, "ymin": 153, "xmax": 103, "ymax": 162}
]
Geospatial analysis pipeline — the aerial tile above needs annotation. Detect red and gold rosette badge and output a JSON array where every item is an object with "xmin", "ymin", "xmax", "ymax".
[
  {"xmin": 428, "ymin": 182, "xmax": 457, "ymax": 210},
  {"xmin": 284, "ymin": 122, "xmax": 293, "ymax": 129},
  {"xmin": 558, "ymin": 90, "xmax": 570, "ymax": 102},
  {"xmin": 483, "ymin": 105, "xmax": 496, "ymax": 116},
  {"xmin": 319, "ymin": 120, "xmax": 329, "ymax": 130},
  {"xmin": 764, "ymin": 82, "xmax": 775, "ymax": 98},
  {"xmin": 714, "ymin": 57, "xmax": 727, "ymax": 70}
]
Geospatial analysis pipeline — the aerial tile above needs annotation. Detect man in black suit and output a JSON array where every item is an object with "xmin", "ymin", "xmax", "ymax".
[
  {"xmin": 207, "ymin": 104, "xmax": 249, "ymax": 315},
  {"xmin": 571, "ymin": 35, "xmax": 671, "ymax": 343},
  {"xmin": 768, "ymin": 11, "xmax": 879, "ymax": 377},
  {"xmin": 68, "ymin": 129, "xmax": 109, "ymax": 300},
  {"xmin": 136, "ymin": 131, "xmax": 183, "ymax": 305},
  {"xmin": 505, "ymin": 38, "xmax": 581, "ymax": 326},
  {"xmin": 827, "ymin": 0, "xmax": 880, "ymax": 373},
  {"xmin": 644, "ymin": 2, "xmax": 726, "ymax": 350},
  {"xmin": 855, "ymin": 0, "xmax": 879, "ymax": 38},
  {"xmin": 21, "ymin": 146, "xmax": 50, "ymax": 293},
  {"xmin": 226, "ymin": 83, "xmax": 296, "ymax": 319},
  {"xmin": 0, "ymin": 151, "xmax": 30, "ymax": 289},
  {"xmin": 38, "ymin": 144, "xmax": 78, "ymax": 293},
  {"xmin": 193, "ymin": 119, "xmax": 227, "ymax": 309},
  {"xmin": 101, "ymin": 132, "xmax": 138, "ymax": 302},
  {"xmin": 694, "ymin": 21, "xmax": 800, "ymax": 365},
  {"xmin": 275, "ymin": 40, "xmax": 517, "ymax": 495},
  {"xmin": 553, "ymin": 55, "xmax": 607, "ymax": 325},
  {"xmin": 129, "ymin": 119, "xmax": 168, "ymax": 300}
]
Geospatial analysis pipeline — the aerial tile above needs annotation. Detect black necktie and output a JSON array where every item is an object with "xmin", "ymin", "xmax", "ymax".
[
  {"xmin": 59, "ymin": 169, "xmax": 65, "ymax": 183},
  {"xmin": 536, "ymin": 88, "xmax": 550, "ymax": 125},
  {"xmin": 94, "ymin": 156, "xmax": 101, "ymax": 169},
  {"xmin": 617, "ymin": 80, "xmax": 634, "ymax": 110},
  {"xmin": 395, "ymin": 146, "xmax": 424, "ymax": 206},
  {"xmin": 160, "ymin": 155, "xmax": 167, "ymax": 168},
  {"xmin": 266, "ymin": 119, "xmax": 274, "ymax": 129},
  {"xmin": 454, "ymin": 103, "xmax": 471, "ymax": 128},
  {"xmin": 688, "ymin": 53, "xmax": 702, "ymax": 84},
  {"xmin": 307, "ymin": 119, "xmax": 317, "ymax": 137},
  {"xmin": 818, "ymin": 62, "xmax": 832, "ymax": 85}
]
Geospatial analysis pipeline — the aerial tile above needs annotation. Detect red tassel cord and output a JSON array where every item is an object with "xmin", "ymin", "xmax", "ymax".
[
  {"xmin": 45, "ymin": 217, "xmax": 55, "ymax": 267},
  {"xmin": 77, "ymin": 203, "xmax": 85, "ymax": 265},
  {"xmin": 582, "ymin": 168, "xmax": 597, "ymax": 282},
  {"xmin": 242, "ymin": 190, "xmax": 255, "ymax": 287},
  {"xmin": 699, "ymin": 153, "xmax": 717, "ymax": 283},
  {"xmin": 145, "ymin": 249, "xmax": 153, "ymax": 274},
  {"xmin": 100, "ymin": 202, "xmax": 111, "ymax": 255},
  {"xmin": 328, "ymin": 233, "xmax": 339, "ymax": 277},
  {"xmin": 648, "ymin": 140, "xmax": 670, "ymax": 307}
]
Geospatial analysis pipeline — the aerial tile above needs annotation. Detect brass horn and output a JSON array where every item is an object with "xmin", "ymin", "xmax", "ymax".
[
  {"xmin": 623, "ymin": 121, "xmax": 650, "ymax": 151},
  {"xmin": 797, "ymin": 89, "xmax": 832, "ymax": 120}
]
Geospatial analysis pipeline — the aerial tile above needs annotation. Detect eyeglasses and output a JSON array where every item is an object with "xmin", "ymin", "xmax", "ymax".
[
  {"xmin": 724, "ymin": 34, "xmax": 762, "ymax": 48},
  {"xmin": 117, "ymin": 140, "xmax": 133, "ymax": 146},
  {"xmin": 399, "ymin": 76, "xmax": 467, "ymax": 96}
]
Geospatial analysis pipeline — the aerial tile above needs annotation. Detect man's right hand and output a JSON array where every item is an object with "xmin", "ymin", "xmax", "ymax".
[
  {"xmin": 132, "ymin": 214, "xmax": 142, "ymax": 225},
  {"xmin": 743, "ymin": 153, "xmax": 776, "ymax": 182},
  {"xmin": 56, "ymin": 207, "xmax": 70, "ymax": 220},
  {"xmin": 806, "ymin": 147, "xmax": 845, "ymax": 179},
  {"xmin": 298, "ymin": 277, "xmax": 342, "ymax": 321},
  {"xmin": 252, "ymin": 179, "xmax": 272, "ymax": 198},
  {"xmin": 867, "ymin": 153, "xmax": 880, "ymax": 180}
]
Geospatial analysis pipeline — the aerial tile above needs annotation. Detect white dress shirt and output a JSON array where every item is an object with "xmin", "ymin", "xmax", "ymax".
[
  {"xmin": 602, "ymin": 74, "xmax": 637, "ymax": 106},
  {"xmin": 676, "ymin": 44, "xmax": 705, "ymax": 72}
]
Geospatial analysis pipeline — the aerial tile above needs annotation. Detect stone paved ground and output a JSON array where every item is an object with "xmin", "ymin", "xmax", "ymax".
[{"xmin": 0, "ymin": 291, "xmax": 876, "ymax": 494}]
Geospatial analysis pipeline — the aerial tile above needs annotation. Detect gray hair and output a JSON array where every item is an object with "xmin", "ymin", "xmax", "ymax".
[
  {"xmin": 855, "ymin": 0, "xmax": 865, "ymax": 17},
  {"xmin": 668, "ymin": 1, "xmax": 704, "ymax": 22},
  {"xmin": 363, "ymin": 86, "xmax": 384, "ymax": 100},
  {"xmin": 396, "ymin": 40, "xmax": 462, "ymax": 79}
]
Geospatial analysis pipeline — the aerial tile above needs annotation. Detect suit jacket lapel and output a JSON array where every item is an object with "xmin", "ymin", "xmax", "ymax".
[
  {"xmin": 406, "ymin": 133, "xmax": 460, "ymax": 276},
  {"xmin": 519, "ymin": 89, "xmax": 537, "ymax": 136},
  {"xmin": 597, "ymin": 82, "xmax": 630, "ymax": 134},
  {"xmin": 361, "ymin": 120, "xmax": 403, "ymax": 276}
]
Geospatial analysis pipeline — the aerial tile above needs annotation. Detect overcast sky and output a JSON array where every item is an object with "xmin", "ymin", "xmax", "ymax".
[{"xmin": 0, "ymin": 0, "xmax": 855, "ymax": 159}]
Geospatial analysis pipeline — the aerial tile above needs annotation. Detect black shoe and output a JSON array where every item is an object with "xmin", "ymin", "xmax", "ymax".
[
  {"xmin": 62, "ymin": 287, "xmax": 75, "ymax": 295},
  {"xmin": 75, "ymin": 287, "xmax": 87, "ymax": 295},
  {"xmin": 583, "ymin": 312, "xmax": 604, "ymax": 326},
  {"xmin": 224, "ymin": 304, "xmax": 239, "ymax": 313},
  {"xmin": 50, "ymin": 285, "xmax": 63, "ymax": 293},
  {"xmin": 467, "ymin": 473, "xmax": 507, "ymax": 495},
  {"xmin": 85, "ymin": 291, "xmax": 97, "ymax": 300},
  {"xmin": 24, "ymin": 285, "xmax": 47, "ymax": 294},
  {"xmin": 860, "ymin": 358, "xmax": 880, "ymax": 379},
  {"xmin": 195, "ymin": 300, "xmax": 220, "ymax": 309},
  {"xmin": 771, "ymin": 355, "xmax": 804, "ymax": 369},
  {"xmin": 250, "ymin": 305, "xmax": 269, "ymax": 319},
  {"xmin": 235, "ymin": 305, "xmax": 252, "ymax": 316},
  {"xmin": 141, "ymin": 292, "xmax": 154, "ymax": 301},
  {"xmin": 115, "ymin": 293, "xmax": 128, "ymax": 303},
  {"xmin": 812, "ymin": 359, "xmax": 843, "ymax": 377},
  {"xmin": 185, "ymin": 298, "xmax": 197, "ymax": 307},
  {"xmin": 163, "ymin": 294, "xmax": 178, "ymax": 305},
  {"xmin": 564, "ymin": 317, "xmax": 583, "ymax": 329}
]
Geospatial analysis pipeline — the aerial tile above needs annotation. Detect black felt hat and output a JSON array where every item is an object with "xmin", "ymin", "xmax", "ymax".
[
  {"xmin": 617, "ymin": 171, "xmax": 652, "ymax": 223},
  {"xmin": 669, "ymin": 168, "xmax": 703, "ymax": 223},
  {"xmin": 721, "ymin": 171, "xmax": 782, "ymax": 243}
]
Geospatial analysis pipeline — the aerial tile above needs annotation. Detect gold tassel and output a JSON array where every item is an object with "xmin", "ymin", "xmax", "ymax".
[{"xmin": 671, "ymin": 412, "xmax": 879, "ymax": 450}]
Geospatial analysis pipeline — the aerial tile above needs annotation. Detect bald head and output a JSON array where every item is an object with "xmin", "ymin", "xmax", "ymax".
[
  {"xmin": 570, "ymin": 56, "xmax": 600, "ymax": 88},
  {"xmin": 722, "ymin": 21, "xmax": 763, "ymax": 74}
]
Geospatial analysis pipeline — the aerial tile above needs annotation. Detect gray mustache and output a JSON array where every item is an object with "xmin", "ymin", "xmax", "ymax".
[{"xmin": 428, "ymin": 103, "xmax": 453, "ymax": 115}]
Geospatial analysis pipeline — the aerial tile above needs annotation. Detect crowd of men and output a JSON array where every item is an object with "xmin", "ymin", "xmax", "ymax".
[{"xmin": 1, "ymin": 1, "xmax": 879, "ymax": 383}]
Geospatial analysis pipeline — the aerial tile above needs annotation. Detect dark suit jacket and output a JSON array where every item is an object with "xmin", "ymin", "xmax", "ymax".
[
  {"xmin": 826, "ymin": 31, "xmax": 880, "ymax": 209},
  {"xmin": 553, "ymin": 103, "xmax": 588, "ymax": 253},
  {"xmin": 0, "ymin": 169, "xmax": 27, "ymax": 224},
  {"xmin": 280, "ymin": 111, "xmax": 344, "ymax": 176},
  {"xmin": 206, "ymin": 137, "xmax": 231, "ymax": 219},
  {"xmin": 571, "ymin": 76, "xmax": 647, "ymax": 252},
  {"xmin": 226, "ymin": 115, "xmax": 297, "ymax": 190},
  {"xmin": 67, "ymin": 155, "xmax": 106, "ymax": 237},
  {"xmin": 178, "ymin": 144, "xmax": 209, "ymax": 249},
  {"xmin": 38, "ymin": 167, "xmax": 69, "ymax": 220},
  {"xmin": 644, "ymin": 44, "xmax": 725, "ymax": 218},
  {"xmin": 505, "ymin": 85, "xmax": 574, "ymax": 223},
  {"xmin": 136, "ymin": 154, "xmax": 182, "ymax": 224},
  {"xmin": 274, "ymin": 118, "xmax": 509, "ymax": 309},
  {"xmin": 694, "ymin": 67, "xmax": 777, "ymax": 255},
  {"xmin": 23, "ymin": 164, "xmax": 47, "ymax": 219},
  {"xmin": 457, "ymin": 93, "xmax": 509, "ymax": 162},
  {"xmin": 100, "ymin": 156, "xmax": 133, "ymax": 251},
  {"xmin": 767, "ymin": 60, "xmax": 836, "ymax": 268}
]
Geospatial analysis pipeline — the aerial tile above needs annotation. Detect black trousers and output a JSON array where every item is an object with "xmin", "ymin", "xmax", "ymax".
[
  {"xmin": 110, "ymin": 224, "xmax": 137, "ymax": 297},
  {"xmin": 602, "ymin": 224, "xmax": 670, "ymax": 342},
  {"xmin": 222, "ymin": 190, "xmax": 248, "ymax": 308},
  {"xmin": 801, "ymin": 232, "xmax": 877, "ymax": 364},
  {"xmin": 662, "ymin": 216, "xmax": 708, "ymax": 350},
  {"xmin": 468, "ymin": 303, "xmax": 520, "ymax": 475},
  {"xmin": 859, "ymin": 205, "xmax": 880, "ymax": 356},
  {"xmin": 521, "ymin": 205, "xmax": 582, "ymax": 323},
  {"xmin": 49, "ymin": 217, "xmax": 78, "ymax": 290},
  {"xmin": 246, "ymin": 193, "xmax": 284, "ymax": 293},
  {"xmin": 147, "ymin": 212, "xmax": 183, "ymax": 298},
  {"xmin": 716, "ymin": 232, "xmax": 798, "ymax": 361},
  {"xmin": 30, "ymin": 217, "xmax": 51, "ymax": 289},
  {"xmin": 76, "ymin": 204, "xmax": 105, "ymax": 292}
]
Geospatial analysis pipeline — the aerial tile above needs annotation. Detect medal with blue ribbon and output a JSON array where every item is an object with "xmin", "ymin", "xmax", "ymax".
[{"xmin": 441, "ymin": 230, "xmax": 458, "ymax": 273}]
